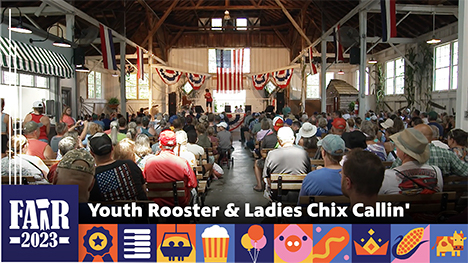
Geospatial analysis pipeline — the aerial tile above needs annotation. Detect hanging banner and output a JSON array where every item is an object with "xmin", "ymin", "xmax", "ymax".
[
  {"xmin": 252, "ymin": 73, "xmax": 270, "ymax": 90},
  {"xmin": 156, "ymin": 68, "xmax": 183, "ymax": 85},
  {"xmin": 309, "ymin": 47, "xmax": 318, "ymax": 75},
  {"xmin": 271, "ymin": 69, "xmax": 294, "ymax": 89},
  {"xmin": 186, "ymin": 73, "xmax": 206, "ymax": 90}
]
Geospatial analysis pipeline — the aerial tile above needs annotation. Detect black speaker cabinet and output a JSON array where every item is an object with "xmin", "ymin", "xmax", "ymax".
[
  {"xmin": 350, "ymin": 47, "xmax": 360, "ymax": 65},
  {"xmin": 168, "ymin": 92, "xmax": 177, "ymax": 116},
  {"xmin": 245, "ymin": 105, "xmax": 252, "ymax": 113},
  {"xmin": 276, "ymin": 92, "xmax": 285, "ymax": 114},
  {"xmin": 224, "ymin": 105, "xmax": 231, "ymax": 113},
  {"xmin": 195, "ymin": 105, "xmax": 204, "ymax": 114}
]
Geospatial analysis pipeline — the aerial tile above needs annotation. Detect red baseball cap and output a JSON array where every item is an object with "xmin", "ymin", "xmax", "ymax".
[
  {"xmin": 159, "ymin": 130, "xmax": 176, "ymax": 146},
  {"xmin": 332, "ymin": 118, "xmax": 347, "ymax": 130},
  {"xmin": 273, "ymin": 116, "xmax": 284, "ymax": 131}
]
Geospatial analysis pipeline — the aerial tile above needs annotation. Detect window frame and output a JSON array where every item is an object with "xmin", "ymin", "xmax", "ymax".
[
  {"xmin": 385, "ymin": 57, "xmax": 405, "ymax": 95},
  {"xmin": 356, "ymin": 68, "xmax": 370, "ymax": 95},
  {"xmin": 87, "ymin": 71, "xmax": 102, "ymax": 99},
  {"xmin": 1, "ymin": 70, "xmax": 49, "ymax": 89},
  {"xmin": 433, "ymin": 40, "xmax": 458, "ymax": 91},
  {"xmin": 125, "ymin": 73, "xmax": 149, "ymax": 100}
]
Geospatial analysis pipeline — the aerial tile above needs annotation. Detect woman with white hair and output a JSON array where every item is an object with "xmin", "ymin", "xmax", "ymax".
[{"xmin": 173, "ymin": 130, "xmax": 197, "ymax": 168}]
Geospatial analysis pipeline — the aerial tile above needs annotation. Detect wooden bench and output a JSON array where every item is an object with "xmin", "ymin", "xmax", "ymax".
[
  {"xmin": 146, "ymin": 181, "xmax": 186, "ymax": 206},
  {"xmin": 443, "ymin": 176, "xmax": 468, "ymax": 197},
  {"xmin": 310, "ymin": 159, "xmax": 324, "ymax": 166},
  {"xmin": 299, "ymin": 191, "xmax": 458, "ymax": 222},
  {"xmin": 2, "ymin": 176, "xmax": 37, "ymax": 185},
  {"xmin": 43, "ymin": 159, "xmax": 59, "ymax": 168},
  {"xmin": 271, "ymin": 174, "xmax": 307, "ymax": 203}
]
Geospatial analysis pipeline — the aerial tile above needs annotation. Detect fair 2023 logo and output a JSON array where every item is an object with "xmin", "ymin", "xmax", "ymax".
[{"xmin": 2, "ymin": 185, "xmax": 79, "ymax": 262}]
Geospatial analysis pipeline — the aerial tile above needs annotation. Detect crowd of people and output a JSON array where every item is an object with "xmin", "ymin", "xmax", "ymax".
[{"xmin": 1, "ymin": 97, "xmax": 467, "ymax": 222}]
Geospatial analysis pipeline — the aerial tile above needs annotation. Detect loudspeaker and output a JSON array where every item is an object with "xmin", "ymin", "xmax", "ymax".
[
  {"xmin": 245, "ymin": 105, "xmax": 252, "ymax": 113},
  {"xmin": 168, "ymin": 92, "xmax": 177, "ymax": 116},
  {"xmin": 350, "ymin": 47, "xmax": 360, "ymax": 65},
  {"xmin": 224, "ymin": 105, "xmax": 231, "ymax": 113},
  {"xmin": 46, "ymin": 100, "xmax": 56, "ymax": 116},
  {"xmin": 195, "ymin": 105, "xmax": 204, "ymax": 114},
  {"xmin": 74, "ymin": 48, "xmax": 85, "ymax": 66},
  {"xmin": 265, "ymin": 105, "xmax": 275, "ymax": 113},
  {"xmin": 276, "ymin": 92, "xmax": 285, "ymax": 114}
]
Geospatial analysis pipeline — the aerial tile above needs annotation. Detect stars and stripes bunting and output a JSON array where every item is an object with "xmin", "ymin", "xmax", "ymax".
[
  {"xmin": 156, "ymin": 68, "xmax": 182, "ymax": 85},
  {"xmin": 216, "ymin": 49, "xmax": 244, "ymax": 92},
  {"xmin": 381, "ymin": 0, "xmax": 397, "ymax": 42},
  {"xmin": 99, "ymin": 24, "xmax": 117, "ymax": 70},
  {"xmin": 186, "ymin": 73, "xmax": 206, "ymax": 89},
  {"xmin": 271, "ymin": 69, "xmax": 294, "ymax": 89},
  {"xmin": 252, "ymin": 73, "xmax": 269, "ymax": 90}
]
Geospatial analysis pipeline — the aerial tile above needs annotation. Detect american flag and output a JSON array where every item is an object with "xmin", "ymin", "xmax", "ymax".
[
  {"xmin": 216, "ymin": 49, "xmax": 244, "ymax": 92},
  {"xmin": 95, "ymin": 163, "xmax": 138, "ymax": 201}
]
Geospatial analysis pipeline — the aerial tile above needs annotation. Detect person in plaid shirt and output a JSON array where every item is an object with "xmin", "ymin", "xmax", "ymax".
[{"xmin": 391, "ymin": 124, "xmax": 468, "ymax": 176}]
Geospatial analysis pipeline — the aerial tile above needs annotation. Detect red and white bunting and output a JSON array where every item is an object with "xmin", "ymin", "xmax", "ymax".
[
  {"xmin": 251, "ymin": 73, "xmax": 270, "ymax": 90},
  {"xmin": 271, "ymin": 69, "xmax": 294, "ymax": 88},
  {"xmin": 156, "ymin": 68, "xmax": 182, "ymax": 85},
  {"xmin": 186, "ymin": 73, "xmax": 206, "ymax": 90}
]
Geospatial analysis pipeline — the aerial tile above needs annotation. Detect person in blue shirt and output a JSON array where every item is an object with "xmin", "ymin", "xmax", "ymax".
[{"xmin": 298, "ymin": 135, "xmax": 346, "ymax": 199}]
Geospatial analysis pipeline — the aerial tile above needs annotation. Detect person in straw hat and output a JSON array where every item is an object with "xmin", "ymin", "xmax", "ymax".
[{"xmin": 379, "ymin": 128, "xmax": 443, "ymax": 195}]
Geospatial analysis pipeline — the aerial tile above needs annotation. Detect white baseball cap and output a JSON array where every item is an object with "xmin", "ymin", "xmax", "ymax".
[{"xmin": 33, "ymin": 101, "xmax": 44, "ymax": 108}]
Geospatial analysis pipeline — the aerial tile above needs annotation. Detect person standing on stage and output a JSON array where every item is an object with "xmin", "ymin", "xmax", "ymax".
[{"xmin": 205, "ymin": 89, "xmax": 213, "ymax": 113}]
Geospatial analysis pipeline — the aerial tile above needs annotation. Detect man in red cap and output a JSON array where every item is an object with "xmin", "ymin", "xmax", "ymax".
[
  {"xmin": 331, "ymin": 118, "xmax": 347, "ymax": 136},
  {"xmin": 144, "ymin": 130, "xmax": 197, "ymax": 207}
]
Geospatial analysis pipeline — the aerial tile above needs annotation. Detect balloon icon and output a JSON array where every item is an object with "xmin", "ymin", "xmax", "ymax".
[
  {"xmin": 251, "ymin": 235, "xmax": 267, "ymax": 251},
  {"xmin": 241, "ymin": 234, "xmax": 254, "ymax": 251},
  {"xmin": 248, "ymin": 225, "xmax": 264, "ymax": 241}
]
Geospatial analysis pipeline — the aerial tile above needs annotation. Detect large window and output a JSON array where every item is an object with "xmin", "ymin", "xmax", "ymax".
[
  {"xmin": 0, "ymin": 70, "xmax": 50, "ymax": 119},
  {"xmin": 211, "ymin": 18, "xmax": 222, "ymax": 30},
  {"xmin": 356, "ymin": 68, "xmax": 369, "ymax": 95},
  {"xmin": 87, "ymin": 71, "xmax": 102, "ymax": 99},
  {"xmin": 126, "ymin": 73, "xmax": 149, "ymax": 100},
  {"xmin": 385, "ymin": 58, "xmax": 405, "ymax": 95},
  {"xmin": 236, "ymin": 18, "xmax": 247, "ymax": 30},
  {"xmin": 208, "ymin": 48, "xmax": 250, "ymax": 73},
  {"xmin": 306, "ymin": 74, "xmax": 320, "ymax": 99},
  {"xmin": 434, "ymin": 40, "xmax": 458, "ymax": 91},
  {"xmin": 305, "ymin": 72, "xmax": 334, "ymax": 99}
]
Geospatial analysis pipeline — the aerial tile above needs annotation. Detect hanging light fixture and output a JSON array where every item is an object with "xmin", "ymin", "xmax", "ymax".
[
  {"xmin": 338, "ymin": 69, "xmax": 345, "ymax": 75},
  {"xmin": 29, "ymin": 24, "xmax": 71, "ymax": 48},
  {"xmin": 1, "ymin": 7, "xmax": 32, "ymax": 34},
  {"xmin": 427, "ymin": 12, "xmax": 441, "ymax": 44},
  {"xmin": 75, "ymin": 65, "xmax": 90, "ymax": 73},
  {"xmin": 112, "ymin": 71, "xmax": 119, "ymax": 77},
  {"xmin": 368, "ymin": 57, "xmax": 378, "ymax": 64},
  {"xmin": 224, "ymin": 10, "xmax": 231, "ymax": 20}
]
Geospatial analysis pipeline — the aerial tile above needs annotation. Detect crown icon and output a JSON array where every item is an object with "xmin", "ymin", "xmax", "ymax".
[{"xmin": 354, "ymin": 229, "xmax": 389, "ymax": 255}]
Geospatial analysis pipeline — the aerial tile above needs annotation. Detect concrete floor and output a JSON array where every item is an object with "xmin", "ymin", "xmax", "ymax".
[{"xmin": 198, "ymin": 131, "xmax": 270, "ymax": 224}]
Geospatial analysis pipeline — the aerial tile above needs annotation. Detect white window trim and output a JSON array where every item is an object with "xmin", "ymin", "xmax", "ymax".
[
  {"xmin": 433, "ymin": 40, "xmax": 458, "ymax": 91},
  {"xmin": 87, "ymin": 71, "xmax": 102, "ymax": 99},
  {"xmin": 385, "ymin": 57, "xmax": 405, "ymax": 95}
]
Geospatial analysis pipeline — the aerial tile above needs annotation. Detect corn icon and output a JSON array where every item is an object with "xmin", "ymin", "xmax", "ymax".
[{"xmin": 392, "ymin": 227, "xmax": 428, "ymax": 259}]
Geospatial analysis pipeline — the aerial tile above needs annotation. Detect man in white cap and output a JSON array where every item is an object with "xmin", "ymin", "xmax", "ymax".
[
  {"xmin": 23, "ymin": 101, "xmax": 50, "ymax": 143},
  {"xmin": 263, "ymin": 127, "xmax": 311, "ymax": 200},
  {"xmin": 380, "ymin": 128, "xmax": 443, "ymax": 195}
]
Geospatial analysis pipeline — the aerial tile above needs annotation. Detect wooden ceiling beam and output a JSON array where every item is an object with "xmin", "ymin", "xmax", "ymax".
[
  {"xmin": 274, "ymin": 28, "xmax": 291, "ymax": 49},
  {"xmin": 274, "ymin": 0, "xmax": 312, "ymax": 46},
  {"xmin": 171, "ymin": 5, "xmax": 301, "ymax": 11},
  {"xmin": 140, "ymin": 0, "xmax": 179, "ymax": 48}
]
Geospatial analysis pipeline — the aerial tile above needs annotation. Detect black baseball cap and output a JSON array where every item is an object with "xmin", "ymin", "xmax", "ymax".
[{"xmin": 89, "ymin": 132, "xmax": 113, "ymax": 156}]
